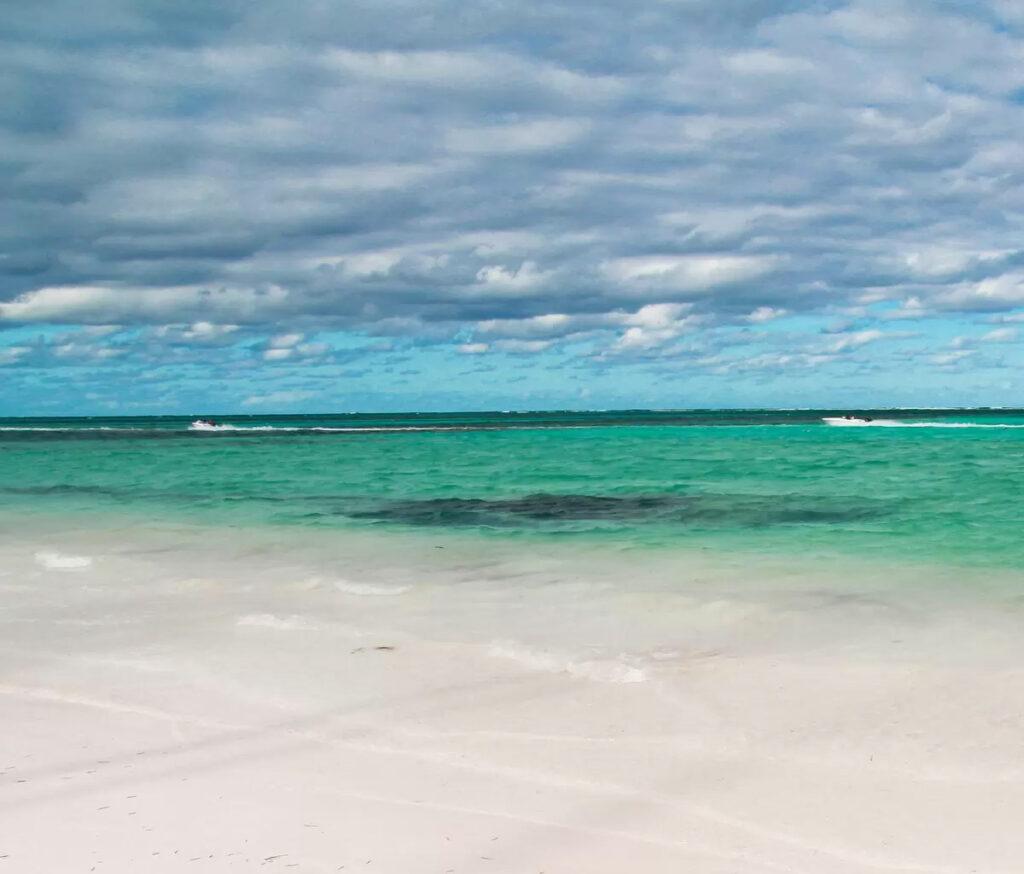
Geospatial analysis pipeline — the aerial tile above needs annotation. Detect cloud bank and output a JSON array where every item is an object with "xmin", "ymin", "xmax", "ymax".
[{"xmin": 2, "ymin": 0, "xmax": 1024, "ymax": 411}]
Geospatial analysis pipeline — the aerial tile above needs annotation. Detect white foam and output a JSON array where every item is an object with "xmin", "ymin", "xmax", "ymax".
[
  {"xmin": 823, "ymin": 418, "xmax": 1024, "ymax": 428},
  {"xmin": 189, "ymin": 422, "xmax": 471, "ymax": 433},
  {"xmin": 0, "ymin": 426, "xmax": 120, "ymax": 432},
  {"xmin": 236, "ymin": 613, "xmax": 317, "ymax": 631},
  {"xmin": 488, "ymin": 642, "xmax": 646, "ymax": 684},
  {"xmin": 334, "ymin": 580, "xmax": 412, "ymax": 596},
  {"xmin": 34, "ymin": 551, "xmax": 93, "ymax": 570}
]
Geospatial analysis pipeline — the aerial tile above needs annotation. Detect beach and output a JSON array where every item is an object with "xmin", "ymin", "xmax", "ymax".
[
  {"xmin": 3, "ymin": 412, "xmax": 1024, "ymax": 871},
  {"xmin": 5, "ymin": 524, "xmax": 1024, "ymax": 872}
]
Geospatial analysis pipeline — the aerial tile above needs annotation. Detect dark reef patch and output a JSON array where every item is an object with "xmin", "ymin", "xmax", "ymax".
[{"xmin": 347, "ymin": 492, "xmax": 888, "ymax": 529}]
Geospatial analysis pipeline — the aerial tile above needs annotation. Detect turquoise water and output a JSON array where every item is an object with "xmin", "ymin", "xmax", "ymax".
[{"xmin": 2, "ymin": 409, "xmax": 1024, "ymax": 569}]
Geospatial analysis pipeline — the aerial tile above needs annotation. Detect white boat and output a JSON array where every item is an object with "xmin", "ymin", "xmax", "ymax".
[{"xmin": 822, "ymin": 416, "xmax": 874, "ymax": 426}]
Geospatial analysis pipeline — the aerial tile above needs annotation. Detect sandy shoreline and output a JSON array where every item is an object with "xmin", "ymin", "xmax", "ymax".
[{"xmin": 3, "ymin": 526, "xmax": 1024, "ymax": 872}]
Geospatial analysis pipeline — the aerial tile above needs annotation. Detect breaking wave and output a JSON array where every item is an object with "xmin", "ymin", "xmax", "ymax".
[{"xmin": 189, "ymin": 422, "xmax": 468, "ymax": 433}]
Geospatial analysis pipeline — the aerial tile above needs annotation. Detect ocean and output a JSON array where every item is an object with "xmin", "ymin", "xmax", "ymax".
[
  {"xmin": 7, "ymin": 409, "xmax": 1024, "ymax": 872},
  {"xmin": 3, "ymin": 408, "xmax": 1023, "ymax": 570}
]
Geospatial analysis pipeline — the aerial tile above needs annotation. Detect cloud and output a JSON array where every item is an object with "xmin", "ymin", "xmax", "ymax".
[
  {"xmin": 3, "ymin": 0, "xmax": 1024, "ymax": 407},
  {"xmin": 932, "ymin": 349, "xmax": 975, "ymax": 366},
  {"xmin": 601, "ymin": 256, "xmax": 775, "ymax": 296},
  {"xmin": 269, "ymin": 333, "xmax": 304, "ymax": 349},
  {"xmin": 473, "ymin": 261, "xmax": 552, "ymax": 294},
  {"xmin": 0, "ymin": 347, "xmax": 30, "ymax": 365},
  {"xmin": 52, "ymin": 341, "xmax": 124, "ymax": 361},
  {"xmin": 260, "ymin": 333, "xmax": 330, "ymax": 363},
  {"xmin": 934, "ymin": 274, "xmax": 1024, "ymax": 311},
  {"xmin": 980, "ymin": 327, "xmax": 1019, "ymax": 344},
  {"xmin": 242, "ymin": 390, "xmax": 316, "ymax": 406},
  {"xmin": 154, "ymin": 322, "xmax": 241, "ymax": 345},
  {"xmin": 607, "ymin": 303, "xmax": 698, "ymax": 353},
  {"xmin": 446, "ymin": 118, "xmax": 590, "ymax": 154},
  {"xmin": 0, "ymin": 285, "xmax": 292, "ymax": 325},
  {"xmin": 469, "ymin": 302, "xmax": 701, "ymax": 357},
  {"xmin": 747, "ymin": 306, "xmax": 786, "ymax": 323},
  {"xmin": 950, "ymin": 325, "xmax": 1019, "ymax": 350},
  {"xmin": 827, "ymin": 329, "xmax": 886, "ymax": 353}
]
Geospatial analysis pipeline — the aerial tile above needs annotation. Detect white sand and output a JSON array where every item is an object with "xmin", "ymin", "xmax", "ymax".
[{"xmin": 3, "ymin": 526, "xmax": 1024, "ymax": 872}]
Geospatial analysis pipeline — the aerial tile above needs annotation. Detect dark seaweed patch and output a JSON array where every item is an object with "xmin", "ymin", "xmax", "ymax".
[
  {"xmin": 348, "ymin": 492, "xmax": 887, "ymax": 529},
  {"xmin": 349, "ymin": 494, "xmax": 680, "ymax": 525}
]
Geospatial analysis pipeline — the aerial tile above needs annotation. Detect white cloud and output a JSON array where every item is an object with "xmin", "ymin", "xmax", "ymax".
[
  {"xmin": 241, "ymin": 390, "xmax": 315, "ymax": 406},
  {"xmin": 937, "ymin": 275, "xmax": 1024, "ymax": 310},
  {"xmin": 261, "ymin": 338, "xmax": 328, "ymax": 363},
  {"xmin": 446, "ymin": 119, "xmax": 589, "ymax": 155},
  {"xmin": 52, "ymin": 342, "xmax": 124, "ymax": 361},
  {"xmin": 476, "ymin": 312, "xmax": 589, "ymax": 340},
  {"xmin": 474, "ymin": 261, "xmax": 551, "ymax": 293},
  {"xmin": 625, "ymin": 302, "xmax": 690, "ymax": 328},
  {"xmin": 0, "ymin": 285, "xmax": 291, "ymax": 325},
  {"xmin": 323, "ymin": 49, "xmax": 622, "ymax": 103},
  {"xmin": 747, "ymin": 306, "xmax": 786, "ymax": 323},
  {"xmin": 0, "ymin": 347, "xmax": 30, "ymax": 365},
  {"xmin": 980, "ymin": 327, "xmax": 1018, "ymax": 343},
  {"xmin": 883, "ymin": 297, "xmax": 932, "ymax": 320},
  {"xmin": 612, "ymin": 326, "xmax": 663, "ymax": 352},
  {"xmin": 602, "ymin": 256, "xmax": 775, "ymax": 294},
  {"xmin": 932, "ymin": 349, "xmax": 975, "ymax": 365},
  {"xmin": 609, "ymin": 303, "xmax": 695, "ymax": 352},
  {"xmin": 269, "ymin": 332, "xmax": 304, "ymax": 349},
  {"xmin": 472, "ymin": 303, "xmax": 698, "ymax": 356},
  {"xmin": 147, "ymin": 322, "xmax": 243, "ymax": 352},
  {"xmin": 901, "ymin": 247, "xmax": 1004, "ymax": 280},
  {"xmin": 828, "ymin": 329, "xmax": 885, "ymax": 353},
  {"xmin": 724, "ymin": 50, "xmax": 815, "ymax": 77}
]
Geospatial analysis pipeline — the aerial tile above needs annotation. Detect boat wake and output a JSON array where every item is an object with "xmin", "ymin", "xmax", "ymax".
[{"xmin": 822, "ymin": 418, "xmax": 1024, "ymax": 428}]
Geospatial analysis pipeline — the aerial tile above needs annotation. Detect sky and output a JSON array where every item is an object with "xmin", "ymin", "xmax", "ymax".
[{"xmin": 2, "ymin": 0, "xmax": 1024, "ymax": 414}]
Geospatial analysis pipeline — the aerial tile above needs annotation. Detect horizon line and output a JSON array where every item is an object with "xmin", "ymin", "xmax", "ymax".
[{"xmin": 2, "ymin": 405, "xmax": 1022, "ymax": 420}]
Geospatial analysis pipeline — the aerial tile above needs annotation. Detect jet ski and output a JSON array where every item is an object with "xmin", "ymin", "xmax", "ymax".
[{"xmin": 190, "ymin": 418, "xmax": 221, "ymax": 430}]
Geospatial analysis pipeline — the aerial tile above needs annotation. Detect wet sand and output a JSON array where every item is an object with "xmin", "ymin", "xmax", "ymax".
[{"xmin": 3, "ymin": 526, "xmax": 1024, "ymax": 872}]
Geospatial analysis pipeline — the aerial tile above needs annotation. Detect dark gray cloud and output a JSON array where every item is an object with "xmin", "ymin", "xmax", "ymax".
[{"xmin": 2, "ymin": 0, "xmax": 1024, "ymax": 363}]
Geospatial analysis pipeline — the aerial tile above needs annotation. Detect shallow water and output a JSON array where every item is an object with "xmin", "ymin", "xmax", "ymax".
[{"xmin": 2, "ymin": 409, "xmax": 1023, "ymax": 569}]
